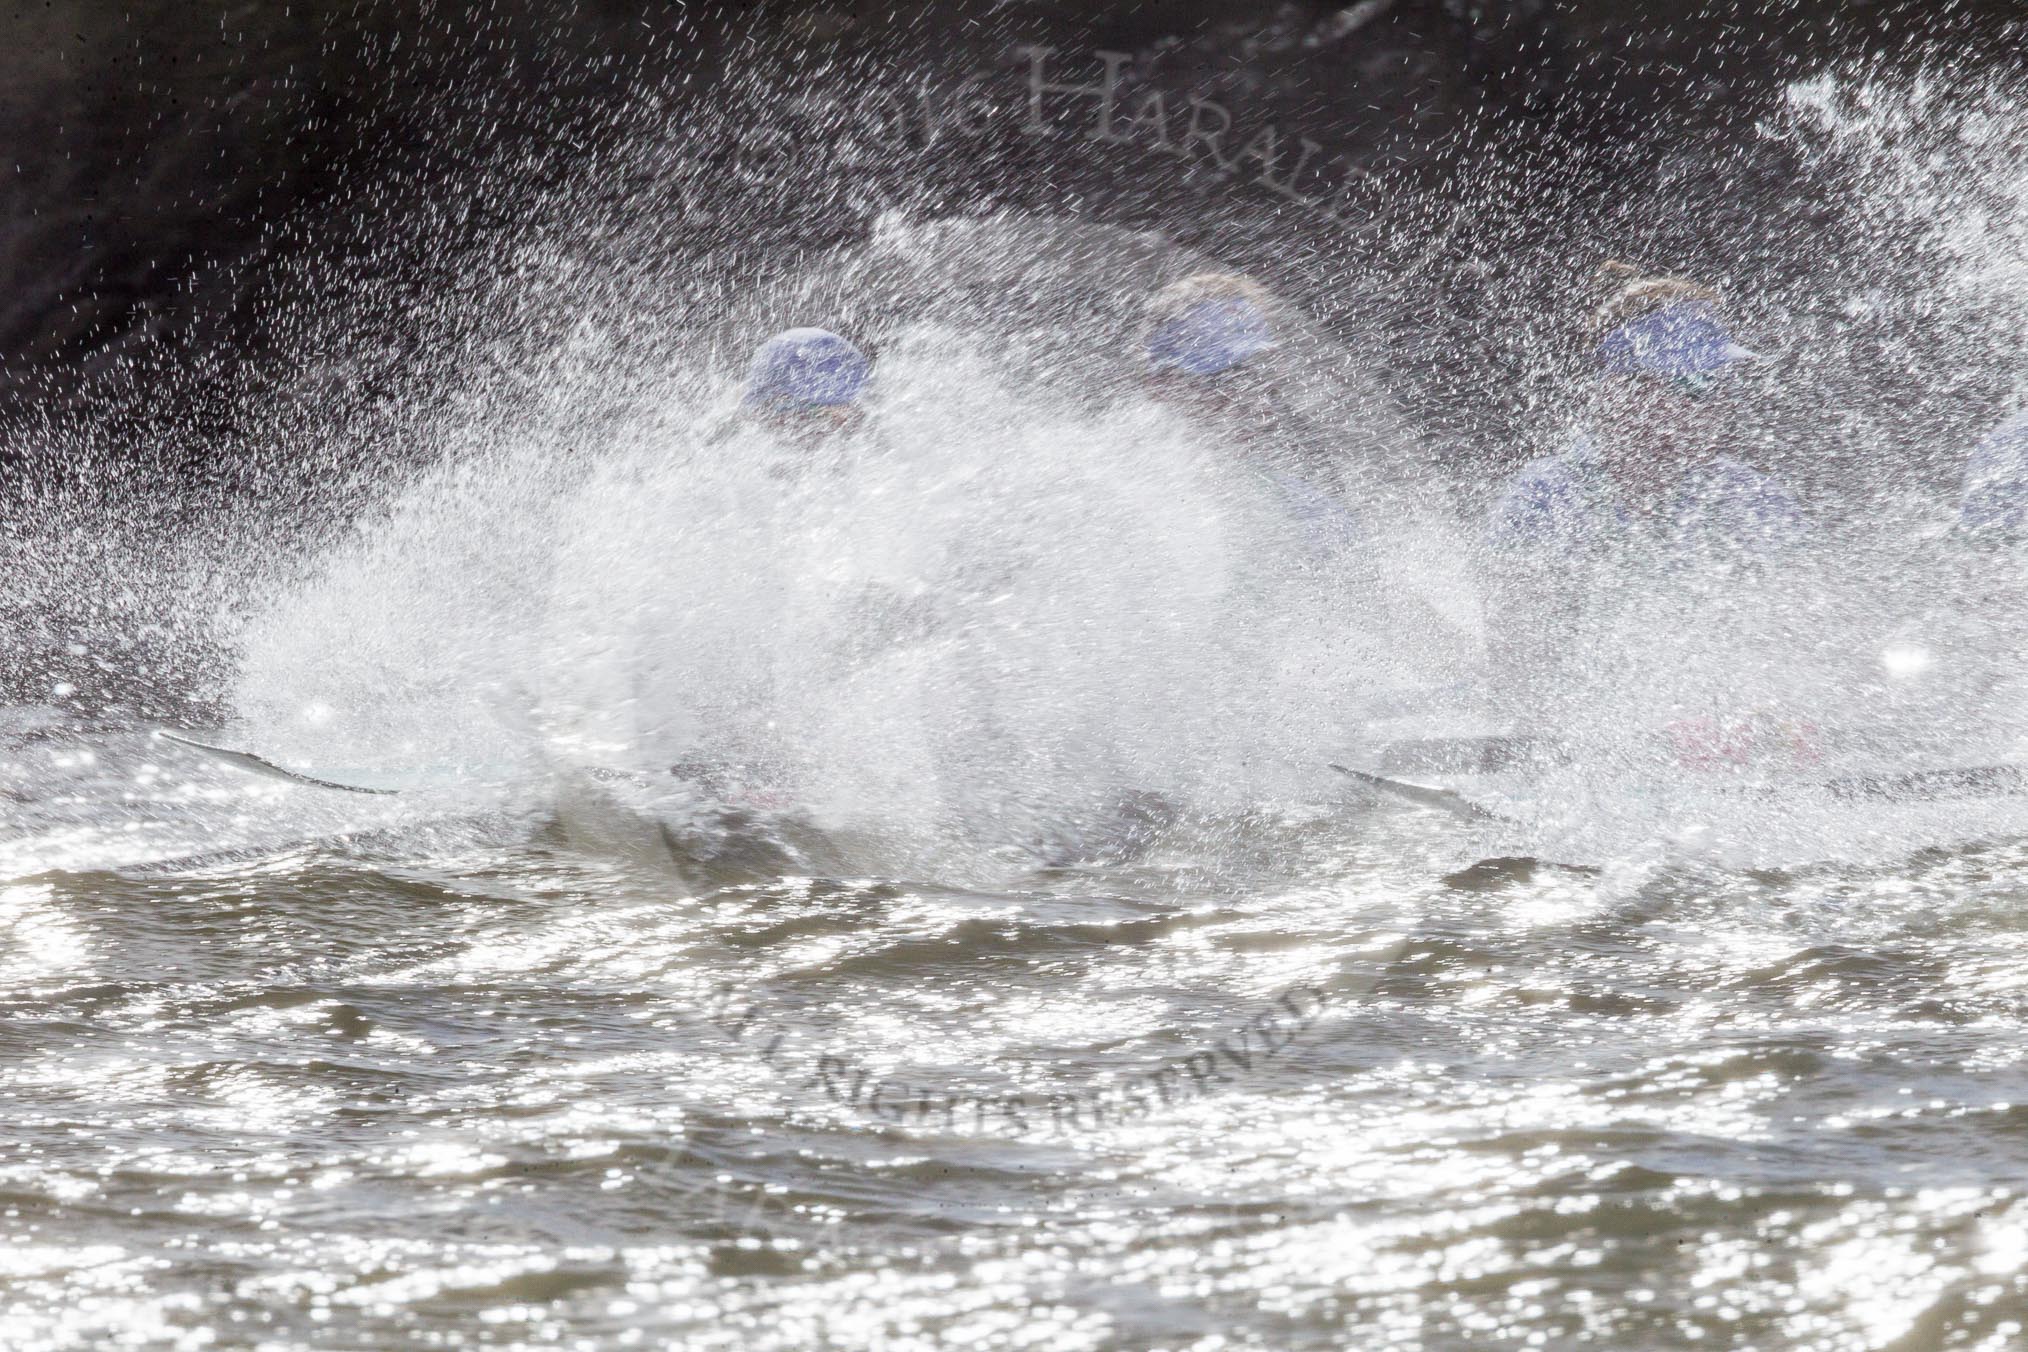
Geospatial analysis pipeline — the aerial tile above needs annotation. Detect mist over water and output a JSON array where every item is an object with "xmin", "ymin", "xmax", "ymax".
[{"xmin": 7, "ymin": 50, "xmax": 2028, "ymax": 1352}]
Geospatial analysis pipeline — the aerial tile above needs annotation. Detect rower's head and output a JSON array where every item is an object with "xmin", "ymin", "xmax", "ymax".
[
  {"xmin": 741, "ymin": 327, "xmax": 870, "ymax": 443},
  {"xmin": 1585, "ymin": 262, "xmax": 1761, "ymax": 490},
  {"xmin": 1140, "ymin": 273, "xmax": 1284, "ymax": 428}
]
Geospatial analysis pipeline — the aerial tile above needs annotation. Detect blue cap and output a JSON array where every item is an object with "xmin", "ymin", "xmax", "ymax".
[
  {"xmin": 1598, "ymin": 297, "xmax": 1760, "ymax": 381},
  {"xmin": 742, "ymin": 328, "xmax": 870, "ymax": 409},
  {"xmin": 1146, "ymin": 297, "xmax": 1278, "ymax": 377},
  {"xmin": 1596, "ymin": 300, "xmax": 1760, "ymax": 381}
]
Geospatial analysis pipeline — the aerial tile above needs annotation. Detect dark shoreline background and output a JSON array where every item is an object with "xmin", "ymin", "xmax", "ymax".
[{"xmin": 0, "ymin": 1, "xmax": 2018, "ymax": 452}]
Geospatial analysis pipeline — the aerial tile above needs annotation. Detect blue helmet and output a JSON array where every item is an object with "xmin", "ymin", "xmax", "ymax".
[
  {"xmin": 1146, "ymin": 297, "xmax": 1278, "ymax": 377},
  {"xmin": 742, "ymin": 328, "xmax": 870, "ymax": 409},
  {"xmin": 1596, "ymin": 300, "xmax": 1761, "ymax": 382}
]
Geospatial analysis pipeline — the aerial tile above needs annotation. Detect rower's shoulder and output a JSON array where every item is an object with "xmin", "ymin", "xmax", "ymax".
[
  {"xmin": 1956, "ymin": 409, "xmax": 2028, "ymax": 537},
  {"xmin": 1967, "ymin": 409, "xmax": 2028, "ymax": 472},
  {"xmin": 1961, "ymin": 409, "xmax": 2028, "ymax": 494},
  {"xmin": 1486, "ymin": 441, "xmax": 1595, "ymax": 525}
]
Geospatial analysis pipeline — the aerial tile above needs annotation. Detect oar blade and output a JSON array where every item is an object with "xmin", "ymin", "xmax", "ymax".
[{"xmin": 158, "ymin": 732, "xmax": 402, "ymax": 796}]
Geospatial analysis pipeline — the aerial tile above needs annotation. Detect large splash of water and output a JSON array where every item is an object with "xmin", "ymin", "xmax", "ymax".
[{"xmin": 217, "ymin": 219, "xmax": 1480, "ymax": 884}]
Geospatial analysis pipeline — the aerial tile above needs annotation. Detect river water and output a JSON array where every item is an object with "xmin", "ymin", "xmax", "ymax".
[{"xmin": 8, "ymin": 709, "xmax": 2028, "ymax": 1350}]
